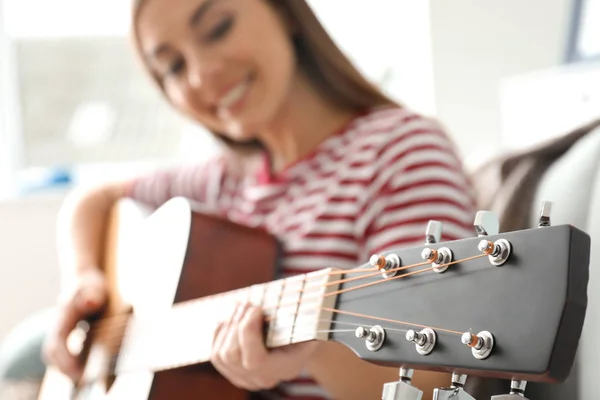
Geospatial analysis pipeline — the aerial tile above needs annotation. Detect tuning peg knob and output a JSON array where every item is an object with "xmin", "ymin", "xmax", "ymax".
[
  {"xmin": 478, "ymin": 239, "xmax": 511, "ymax": 266},
  {"xmin": 432, "ymin": 373, "xmax": 473, "ymax": 400},
  {"xmin": 406, "ymin": 328, "xmax": 436, "ymax": 355},
  {"xmin": 369, "ymin": 253, "xmax": 401, "ymax": 278},
  {"xmin": 538, "ymin": 201, "xmax": 552, "ymax": 227},
  {"xmin": 355, "ymin": 325, "xmax": 385, "ymax": 351},
  {"xmin": 461, "ymin": 330, "xmax": 494, "ymax": 360},
  {"xmin": 425, "ymin": 220, "xmax": 443, "ymax": 244},
  {"xmin": 490, "ymin": 380, "xmax": 530, "ymax": 399},
  {"xmin": 421, "ymin": 246, "xmax": 452, "ymax": 273},
  {"xmin": 473, "ymin": 211, "xmax": 499, "ymax": 237}
]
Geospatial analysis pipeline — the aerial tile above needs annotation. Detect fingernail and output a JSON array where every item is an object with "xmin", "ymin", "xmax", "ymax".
[{"xmin": 84, "ymin": 299, "xmax": 98, "ymax": 308}]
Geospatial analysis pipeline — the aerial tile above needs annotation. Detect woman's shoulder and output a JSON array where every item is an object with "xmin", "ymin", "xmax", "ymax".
[
  {"xmin": 345, "ymin": 105, "xmax": 460, "ymax": 164},
  {"xmin": 347, "ymin": 106, "xmax": 475, "ymax": 217},
  {"xmin": 351, "ymin": 105, "xmax": 449, "ymax": 138}
]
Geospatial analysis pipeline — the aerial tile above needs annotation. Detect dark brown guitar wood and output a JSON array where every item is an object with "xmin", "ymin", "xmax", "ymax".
[{"xmin": 148, "ymin": 203, "xmax": 280, "ymax": 400}]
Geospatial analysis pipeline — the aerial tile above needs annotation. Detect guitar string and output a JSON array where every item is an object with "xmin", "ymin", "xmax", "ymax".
[
  {"xmin": 260, "ymin": 253, "xmax": 485, "ymax": 317},
  {"xmin": 87, "ymin": 257, "xmax": 445, "ymax": 336},
  {"xmin": 87, "ymin": 252, "xmax": 487, "ymax": 343},
  {"xmin": 87, "ymin": 260, "xmax": 478, "ymax": 377},
  {"xmin": 82, "ymin": 252, "xmax": 492, "ymax": 377},
  {"xmin": 323, "ymin": 253, "xmax": 486, "ymax": 300},
  {"xmin": 84, "ymin": 318, "xmax": 410, "ymax": 357},
  {"xmin": 98, "ymin": 327, "xmax": 398, "ymax": 374},
  {"xmin": 86, "ymin": 251, "xmax": 463, "ymax": 332},
  {"xmin": 267, "ymin": 255, "xmax": 485, "ymax": 338},
  {"xmin": 79, "ymin": 263, "xmax": 393, "ymax": 329},
  {"xmin": 88, "ymin": 254, "xmax": 483, "ymax": 349}
]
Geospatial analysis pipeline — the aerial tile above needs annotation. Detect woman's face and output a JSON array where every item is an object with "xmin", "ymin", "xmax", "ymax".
[{"xmin": 137, "ymin": 0, "xmax": 297, "ymax": 141}]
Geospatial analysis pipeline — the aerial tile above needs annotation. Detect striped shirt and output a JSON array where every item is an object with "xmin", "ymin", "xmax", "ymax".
[{"xmin": 126, "ymin": 106, "xmax": 477, "ymax": 399}]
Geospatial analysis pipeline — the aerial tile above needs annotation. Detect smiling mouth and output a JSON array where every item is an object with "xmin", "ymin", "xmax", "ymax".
[{"xmin": 217, "ymin": 73, "xmax": 254, "ymax": 114}]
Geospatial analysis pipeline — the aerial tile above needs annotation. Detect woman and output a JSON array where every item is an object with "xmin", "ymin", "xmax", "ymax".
[{"xmin": 42, "ymin": 0, "xmax": 476, "ymax": 398}]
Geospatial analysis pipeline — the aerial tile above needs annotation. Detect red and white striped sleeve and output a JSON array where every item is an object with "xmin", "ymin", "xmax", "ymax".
[
  {"xmin": 356, "ymin": 119, "xmax": 477, "ymax": 259},
  {"xmin": 124, "ymin": 156, "xmax": 232, "ymax": 210}
]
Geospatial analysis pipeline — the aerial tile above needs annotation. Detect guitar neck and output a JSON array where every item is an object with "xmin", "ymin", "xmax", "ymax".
[{"xmin": 115, "ymin": 268, "xmax": 342, "ymax": 374}]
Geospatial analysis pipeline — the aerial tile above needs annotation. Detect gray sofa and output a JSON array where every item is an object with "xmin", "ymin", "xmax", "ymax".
[{"xmin": 525, "ymin": 124, "xmax": 600, "ymax": 400}]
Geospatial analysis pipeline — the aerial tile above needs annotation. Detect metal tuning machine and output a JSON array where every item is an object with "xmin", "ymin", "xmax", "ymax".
[
  {"xmin": 537, "ymin": 201, "xmax": 552, "ymax": 227},
  {"xmin": 354, "ymin": 325, "xmax": 385, "ymax": 351},
  {"xmin": 478, "ymin": 238, "xmax": 511, "ymax": 266},
  {"xmin": 473, "ymin": 210, "xmax": 499, "ymax": 237},
  {"xmin": 474, "ymin": 211, "xmax": 511, "ymax": 266},
  {"xmin": 381, "ymin": 367, "xmax": 423, "ymax": 400},
  {"xmin": 369, "ymin": 253, "xmax": 401, "ymax": 278},
  {"xmin": 421, "ymin": 220, "xmax": 452, "ymax": 273},
  {"xmin": 405, "ymin": 328, "xmax": 436, "ymax": 355},
  {"xmin": 433, "ymin": 373, "xmax": 475, "ymax": 400},
  {"xmin": 490, "ymin": 380, "xmax": 529, "ymax": 400},
  {"xmin": 461, "ymin": 330, "xmax": 494, "ymax": 360},
  {"xmin": 425, "ymin": 220, "xmax": 443, "ymax": 244}
]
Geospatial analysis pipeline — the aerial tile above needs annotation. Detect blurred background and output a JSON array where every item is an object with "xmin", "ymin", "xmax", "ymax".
[{"xmin": 0, "ymin": 0, "xmax": 599, "ymax": 398}]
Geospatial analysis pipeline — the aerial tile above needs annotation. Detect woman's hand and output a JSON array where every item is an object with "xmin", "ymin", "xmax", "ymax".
[
  {"xmin": 42, "ymin": 268, "xmax": 108, "ymax": 381},
  {"xmin": 211, "ymin": 303, "xmax": 320, "ymax": 391}
]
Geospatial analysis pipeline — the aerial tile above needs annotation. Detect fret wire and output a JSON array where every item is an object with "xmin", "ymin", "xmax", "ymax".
[
  {"xmin": 104, "ymin": 258, "xmax": 486, "ymax": 373},
  {"xmin": 266, "ymin": 279, "xmax": 285, "ymax": 345},
  {"xmin": 93, "ymin": 266, "xmax": 435, "ymax": 338},
  {"xmin": 89, "ymin": 254, "xmax": 463, "ymax": 331},
  {"xmin": 289, "ymin": 274, "xmax": 307, "ymax": 344},
  {"xmin": 90, "ymin": 271, "xmax": 337, "ymax": 330}
]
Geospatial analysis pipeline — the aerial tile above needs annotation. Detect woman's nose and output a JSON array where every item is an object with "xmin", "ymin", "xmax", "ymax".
[{"xmin": 186, "ymin": 55, "xmax": 222, "ymax": 89}]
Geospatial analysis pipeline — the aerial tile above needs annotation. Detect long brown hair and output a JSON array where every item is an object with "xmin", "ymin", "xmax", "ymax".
[{"xmin": 130, "ymin": 0, "xmax": 398, "ymax": 153}]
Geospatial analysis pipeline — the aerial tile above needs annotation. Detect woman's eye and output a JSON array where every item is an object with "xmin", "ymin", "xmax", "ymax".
[
  {"xmin": 207, "ymin": 16, "xmax": 234, "ymax": 41},
  {"xmin": 167, "ymin": 59, "xmax": 185, "ymax": 76}
]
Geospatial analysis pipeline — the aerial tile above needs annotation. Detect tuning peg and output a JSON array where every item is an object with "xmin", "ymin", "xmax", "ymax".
[
  {"xmin": 461, "ymin": 330, "xmax": 494, "ymax": 360},
  {"xmin": 405, "ymin": 328, "xmax": 436, "ymax": 355},
  {"xmin": 421, "ymin": 246, "xmax": 452, "ymax": 273},
  {"xmin": 369, "ymin": 253, "xmax": 401, "ymax": 278},
  {"xmin": 473, "ymin": 210, "xmax": 499, "ymax": 237},
  {"xmin": 354, "ymin": 325, "xmax": 385, "ymax": 351},
  {"xmin": 433, "ymin": 373, "xmax": 474, "ymax": 400},
  {"xmin": 538, "ymin": 201, "xmax": 552, "ymax": 227},
  {"xmin": 425, "ymin": 220, "xmax": 443, "ymax": 244},
  {"xmin": 478, "ymin": 238, "xmax": 512, "ymax": 266},
  {"xmin": 490, "ymin": 380, "xmax": 529, "ymax": 400},
  {"xmin": 381, "ymin": 368, "xmax": 423, "ymax": 400},
  {"xmin": 422, "ymin": 220, "xmax": 450, "ymax": 273}
]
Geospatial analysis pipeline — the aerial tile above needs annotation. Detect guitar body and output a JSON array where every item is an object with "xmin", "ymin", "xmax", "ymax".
[{"xmin": 38, "ymin": 198, "xmax": 280, "ymax": 400}]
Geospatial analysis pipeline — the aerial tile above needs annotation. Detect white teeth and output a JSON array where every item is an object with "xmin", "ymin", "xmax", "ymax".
[{"xmin": 218, "ymin": 79, "xmax": 249, "ymax": 109}]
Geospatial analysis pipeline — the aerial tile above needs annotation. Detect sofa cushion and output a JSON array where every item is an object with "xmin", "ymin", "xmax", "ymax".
[
  {"xmin": 530, "ymin": 125, "xmax": 600, "ymax": 228},
  {"xmin": 0, "ymin": 308, "xmax": 53, "ymax": 381},
  {"xmin": 527, "ymin": 125, "xmax": 600, "ymax": 399}
]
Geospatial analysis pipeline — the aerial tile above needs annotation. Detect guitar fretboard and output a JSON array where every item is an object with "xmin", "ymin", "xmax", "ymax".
[{"xmin": 115, "ymin": 268, "xmax": 341, "ymax": 373}]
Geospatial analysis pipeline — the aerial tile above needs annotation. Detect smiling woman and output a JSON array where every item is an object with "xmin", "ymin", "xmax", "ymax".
[
  {"xmin": 132, "ymin": 0, "xmax": 395, "ymax": 161},
  {"xmin": 39, "ymin": 0, "xmax": 477, "ymax": 399}
]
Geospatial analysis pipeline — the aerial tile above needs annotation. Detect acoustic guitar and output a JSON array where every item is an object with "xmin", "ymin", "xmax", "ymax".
[{"xmin": 37, "ymin": 197, "xmax": 591, "ymax": 400}]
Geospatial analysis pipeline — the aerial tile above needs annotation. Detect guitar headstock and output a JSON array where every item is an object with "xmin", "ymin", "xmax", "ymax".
[{"xmin": 329, "ymin": 202, "xmax": 590, "ymax": 392}]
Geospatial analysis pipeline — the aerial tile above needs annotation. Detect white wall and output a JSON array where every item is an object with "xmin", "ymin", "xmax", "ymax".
[
  {"xmin": 3, "ymin": 0, "xmax": 131, "ymax": 37},
  {"xmin": 429, "ymin": 0, "xmax": 572, "ymax": 163},
  {"xmin": 0, "ymin": 0, "xmax": 23, "ymax": 200},
  {"xmin": 308, "ymin": 0, "xmax": 436, "ymax": 116},
  {"xmin": 499, "ymin": 60, "xmax": 600, "ymax": 151}
]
